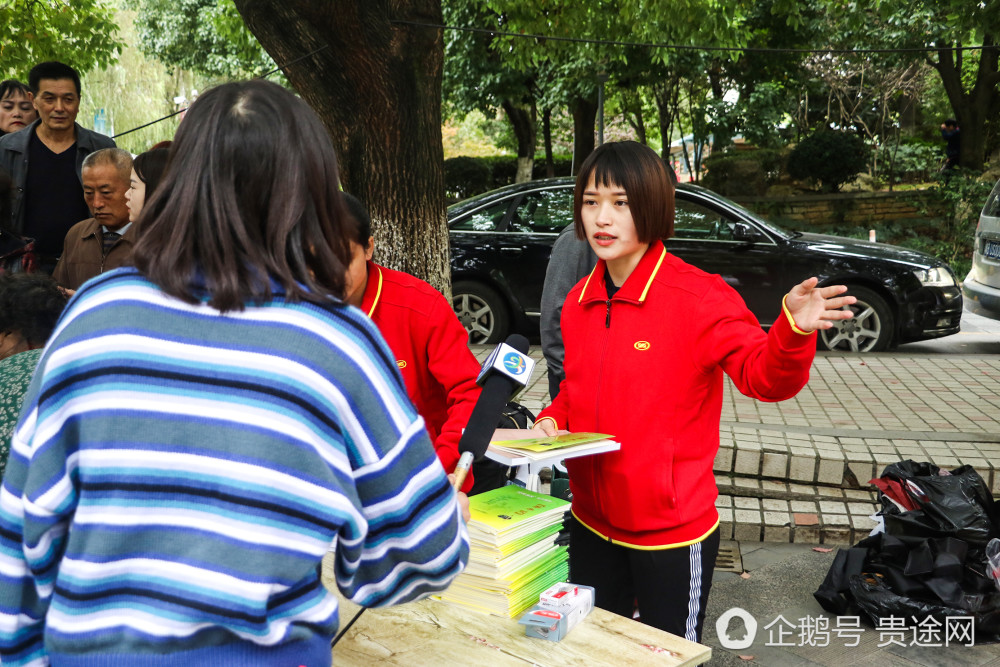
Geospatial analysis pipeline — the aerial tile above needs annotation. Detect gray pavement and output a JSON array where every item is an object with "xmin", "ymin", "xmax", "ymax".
[{"xmin": 472, "ymin": 315, "xmax": 1000, "ymax": 665}]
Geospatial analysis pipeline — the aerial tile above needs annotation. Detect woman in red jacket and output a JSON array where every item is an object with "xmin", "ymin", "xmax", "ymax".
[
  {"xmin": 341, "ymin": 193, "xmax": 482, "ymax": 495},
  {"xmin": 534, "ymin": 141, "xmax": 855, "ymax": 642}
]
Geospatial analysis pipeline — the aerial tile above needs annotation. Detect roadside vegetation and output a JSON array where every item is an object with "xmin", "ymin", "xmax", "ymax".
[{"xmin": 3, "ymin": 0, "xmax": 995, "ymax": 285}]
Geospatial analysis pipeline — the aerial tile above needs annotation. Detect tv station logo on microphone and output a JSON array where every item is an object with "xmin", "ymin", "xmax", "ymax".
[
  {"xmin": 503, "ymin": 352, "xmax": 528, "ymax": 376},
  {"xmin": 476, "ymin": 340, "xmax": 537, "ymax": 394}
]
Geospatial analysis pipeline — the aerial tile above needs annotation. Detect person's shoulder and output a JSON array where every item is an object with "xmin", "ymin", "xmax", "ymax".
[
  {"xmin": 0, "ymin": 126, "xmax": 28, "ymax": 154},
  {"xmin": 378, "ymin": 263, "xmax": 446, "ymax": 299},
  {"xmin": 65, "ymin": 217, "xmax": 99, "ymax": 237},
  {"xmin": 653, "ymin": 249, "xmax": 731, "ymax": 298},
  {"xmin": 373, "ymin": 264, "xmax": 453, "ymax": 322},
  {"xmin": 75, "ymin": 124, "xmax": 116, "ymax": 149}
]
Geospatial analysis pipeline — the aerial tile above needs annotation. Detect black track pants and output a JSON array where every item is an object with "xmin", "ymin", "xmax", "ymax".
[{"xmin": 569, "ymin": 520, "xmax": 720, "ymax": 642}]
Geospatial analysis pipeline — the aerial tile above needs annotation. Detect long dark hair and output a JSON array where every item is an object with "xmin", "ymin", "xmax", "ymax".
[
  {"xmin": 133, "ymin": 147, "xmax": 171, "ymax": 199},
  {"xmin": 131, "ymin": 80, "xmax": 350, "ymax": 312}
]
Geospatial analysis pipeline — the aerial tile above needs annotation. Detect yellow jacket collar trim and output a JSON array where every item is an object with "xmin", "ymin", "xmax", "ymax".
[
  {"xmin": 365, "ymin": 263, "xmax": 383, "ymax": 318},
  {"xmin": 637, "ymin": 245, "xmax": 667, "ymax": 302}
]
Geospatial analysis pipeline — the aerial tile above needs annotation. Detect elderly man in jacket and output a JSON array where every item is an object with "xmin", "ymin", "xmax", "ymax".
[{"xmin": 52, "ymin": 147, "xmax": 134, "ymax": 290}]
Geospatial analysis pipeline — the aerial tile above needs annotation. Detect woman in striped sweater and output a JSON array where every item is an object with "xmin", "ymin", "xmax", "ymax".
[{"xmin": 0, "ymin": 80, "xmax": 469, "ymax": 666}]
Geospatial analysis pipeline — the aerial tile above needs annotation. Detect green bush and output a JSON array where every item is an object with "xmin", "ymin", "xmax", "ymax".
[
  {"xmin": 908, "ymin": 169, "xmax": 995, "ymax": 278},
  {"xmin": 444, "ymin": 155, "xmax": 576, "ymax": 201},
  {"xmin": 811, "ymin": 170, "xmax": 993, "ymax": 277},
  {"xmin": 787, "ymin": 130, "xmax": 870, "ymax": 192},
  {"xmin": 444, "ymin": 156, "xmax": 493, "ymax": 201},
  {"xmin": 701, "ymin": 149, "xmax": 786, "ymax": 196},
  {"xmin": 876, "ymin": 141, "xmax": 939, "ymax": 185},
  {"xmin": 532, "ymin": 155, "xmax": 575, "ymax": 179},
  {"xmin": 481, "ymin": 156, "xmax": 518, "ymax": 188}
]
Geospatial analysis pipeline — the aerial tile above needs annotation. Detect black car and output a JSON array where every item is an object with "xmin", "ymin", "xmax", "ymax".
[{"xmin": 449, "ymin": 178, "xmax": 963, "ymax": 352}]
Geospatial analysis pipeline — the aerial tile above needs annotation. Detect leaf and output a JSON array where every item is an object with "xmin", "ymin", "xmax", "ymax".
[
  {"xmin": 813, "ymin": 547, "xmax": 834, "ymax": 553},
  {"xmin": 740, "ymin": 571, "xmax": 752, "ymax": 579},
  {"xmin": 739, "ymin": 655, "xmax": 755, "ymax": 660}
]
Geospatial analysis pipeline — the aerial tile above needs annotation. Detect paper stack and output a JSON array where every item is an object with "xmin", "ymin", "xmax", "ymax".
[{"xmin": 439, "ymin": 485, "xmax": 571, "ymax": 618}]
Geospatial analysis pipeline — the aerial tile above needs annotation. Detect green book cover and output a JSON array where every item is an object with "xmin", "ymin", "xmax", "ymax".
[{"xmin": 469, "ymin": 486, "xmax": 570, "ymax": 534}]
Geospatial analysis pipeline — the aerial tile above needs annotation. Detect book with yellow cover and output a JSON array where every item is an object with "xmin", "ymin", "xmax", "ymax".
[
  {"xmin": 487, "ymin": 432, "xmax": 620, "ymax": 464},
  {"xmin": 490, "ymin": 431, "xmax": 613, "ymax": 453}
]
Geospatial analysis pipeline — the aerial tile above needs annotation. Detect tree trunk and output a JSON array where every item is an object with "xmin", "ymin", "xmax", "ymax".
[
  {"xmin": 653, "ymin": 77, "xmax": 680, "ymax": 161},
  {"xmin": 931, "ymin": 35, "xmax": 1000, "ymax": 172},
  {"xmin": 501, "ymin": 98, "xmax": 536, "ymax": 183},
  {"xmin": 625, "ymin": 91, "xmax": 647, "ymax": 145},
  {"xmin": 233, "ymin": 0, "xmax": 451, "ymax": 294},
  {"xmin": 571, "ymin": 95, "xmax": 597, "ymax": 174},
  {"xmin": 542, "ymin": 107, "xmax": 555, "ymax": 178}
]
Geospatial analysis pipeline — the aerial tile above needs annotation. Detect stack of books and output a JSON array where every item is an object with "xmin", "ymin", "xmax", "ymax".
[{"xmin": 439, "ymin": 485, "xmax": 571, "ymax": 618}]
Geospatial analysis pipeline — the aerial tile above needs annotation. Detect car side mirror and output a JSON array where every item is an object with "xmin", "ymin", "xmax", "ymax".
[{"xmin": 732, "ymin": 222, "xmax": 760, "ymax": 244}]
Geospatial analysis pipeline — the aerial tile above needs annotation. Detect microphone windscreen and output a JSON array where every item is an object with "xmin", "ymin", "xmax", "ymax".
[{"xmin": 505, "ymin": 333, "xmax": 530, "ymax": 355}]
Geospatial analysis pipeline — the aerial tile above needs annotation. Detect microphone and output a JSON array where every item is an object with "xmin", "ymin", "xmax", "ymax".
[{"xmin": 459, "ymin": 334, "xmax": 536, "ymax": 461}]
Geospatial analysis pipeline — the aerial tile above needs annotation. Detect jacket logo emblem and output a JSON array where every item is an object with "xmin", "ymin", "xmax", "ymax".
[
  {"xmin": 634, "ymin": 341, "xmax": 651, "ymax": 351},
  {"xmin": 397, "ymin": 360, "xmax": 407, "ymax": 369}
]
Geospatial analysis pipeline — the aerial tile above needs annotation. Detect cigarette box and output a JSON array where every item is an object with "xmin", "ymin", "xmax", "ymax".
[{"xmin": 518, "ymin": 583, "xmax": 594, "ymax": 641}]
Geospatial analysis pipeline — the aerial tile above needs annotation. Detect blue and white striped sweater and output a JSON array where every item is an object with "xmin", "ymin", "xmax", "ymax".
[{"xmin": 0, "ymin": 268, "xmax": 469, "ymax": 666}]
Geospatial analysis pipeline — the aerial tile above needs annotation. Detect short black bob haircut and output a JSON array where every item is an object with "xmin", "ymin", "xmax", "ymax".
[
  {"xmin": 29, "ymin": 61, "xmax": 81, "ymax": 96},
  {"xmin": 573, "ymin": 140, "xmax": 675, "ymax": 243},
  {"xmin": 131, "ymin": 80, "xmax": 350, "ymax": 312}
]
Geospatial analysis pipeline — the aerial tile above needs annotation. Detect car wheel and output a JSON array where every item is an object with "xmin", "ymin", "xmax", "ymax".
[
  {"xmin": 818, "ymin": 285, "xmax": 894, "ymax": 353},
  {"xmin": 452, "ymin": 281, "xmax": 510, "ymax": 345}
]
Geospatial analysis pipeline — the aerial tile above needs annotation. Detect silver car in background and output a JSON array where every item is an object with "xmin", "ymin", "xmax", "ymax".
[{"xmin": 964, "ymin": 178, "xmax": 1000, "ymax": 320}]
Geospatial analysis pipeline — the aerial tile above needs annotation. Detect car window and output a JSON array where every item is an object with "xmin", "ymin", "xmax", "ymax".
[
  {"xmin": 508, "ymin": 188, "xmax": 574, "ymax": 234},
  {"xmin": 673, "ymin": 199, "xmax": 737, "ymax": 241},
  {"xmin": 982, "ymin": 178, "xmax": 1000, "ymax": 219},
  {"xmin": 451, "ymin": 199, "xmax": 514, "ymax": 232}
]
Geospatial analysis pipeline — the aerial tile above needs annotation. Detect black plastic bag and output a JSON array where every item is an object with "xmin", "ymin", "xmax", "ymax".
[
  {"xmin": 850, "ymin": 572, "xmax": 1000, "ymax": 641},
  {"xmin": 878, "ymin": 461, "xmax": 997, "ymax": 547},
  {"xmin": 815, "ymin": 460, "xmax": 1000, "ymax": 639}
]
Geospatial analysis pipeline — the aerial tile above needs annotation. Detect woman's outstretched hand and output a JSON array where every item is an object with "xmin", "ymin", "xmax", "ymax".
[{"xmin": 784, "ymin": 277, "xmax": 857, "ymax": 333}]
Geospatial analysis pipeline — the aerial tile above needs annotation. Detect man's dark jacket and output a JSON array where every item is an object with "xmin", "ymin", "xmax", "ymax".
[{"xmin": 0, "ymin": 119, "xmax": 116, "ymax": 234}]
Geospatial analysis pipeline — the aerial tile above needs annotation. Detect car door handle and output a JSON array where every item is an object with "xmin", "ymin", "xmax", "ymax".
[{"xmin": 500, "ymin": 247, "xmax": 522, "ymax": 255}]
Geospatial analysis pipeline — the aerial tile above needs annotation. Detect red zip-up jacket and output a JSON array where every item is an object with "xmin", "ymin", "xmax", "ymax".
[
  {"xmin": 361, "ymin": 261, "xmax": 482, "ymax": 492},
  {"xmin": 536, "ymin": 242, "xmax": 815, "ymax": 548}
]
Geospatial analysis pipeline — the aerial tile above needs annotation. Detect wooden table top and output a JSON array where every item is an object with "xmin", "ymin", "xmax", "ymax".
[{"xmin": 323, "ymin": 554, "xmax": 710, "ymax": 666}]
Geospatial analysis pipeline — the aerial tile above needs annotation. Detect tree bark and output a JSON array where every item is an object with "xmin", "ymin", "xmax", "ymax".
[
  {"xmin": 930, "ymin": 35, "xmax": 1000, "ymax": 172},
  {"xmin": 233, "ymin": 0, "xmax": 451, "ymax": 294},
  {"xmin": 542, "ymin": 107, "xmax": 555, "ymax": 178},
  {"xmin": 653, "ymin": 76, "xmax": 680, "ymax": 161},
  {"xmin": 571, "ymin": 95, "xmax": 597, "ymax": 174},
  {"xmin": 501, "ymin": 98, "xmax": 536, "ymax": 183},
  {"xmin": 625, "ymin": 91, "xmax": 647, "ymax": 145}
]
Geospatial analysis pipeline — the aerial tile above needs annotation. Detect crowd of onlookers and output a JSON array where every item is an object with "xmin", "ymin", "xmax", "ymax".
[
  {"xmin": 1, "ymin": 62, "xmax": 173, "ymax": 461},
  {"xmin": 0, "ymin": 65, "xmax": 477, "ymax": 664}
]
